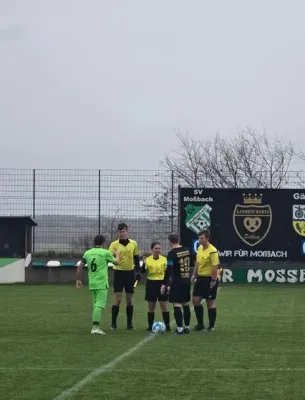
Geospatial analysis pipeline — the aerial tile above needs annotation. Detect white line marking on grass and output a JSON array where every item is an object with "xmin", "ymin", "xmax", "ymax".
[
  {"xmin": 116, "ymin": 367, "xmax": 305, "ymax": 372},
  {"xmin": 2, "ymin": 367, "xmax": 305, "ymax": 373},
  {"xmin": 0, "ymin": 367, "xmax": 94, "ymax": 371},
  {"xmin": 51, "ymin": 334, "xmax": 156, "ymax": 400},
  {"xmin": 51, "ymin": 306, "xmax": 194, "ymax": 400}
]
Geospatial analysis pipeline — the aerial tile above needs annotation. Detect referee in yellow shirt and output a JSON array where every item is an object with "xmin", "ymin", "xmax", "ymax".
[
  {"xmin": 191, "ymin": 229, "xmax": 222, "ymax": 332},
  {"xmin": 141, "ymin": 242, "xmax": 170, "ymax": 332},
  {"xmin": 109, "ymin": 223, "xmax": 141, "ymax": 330}
]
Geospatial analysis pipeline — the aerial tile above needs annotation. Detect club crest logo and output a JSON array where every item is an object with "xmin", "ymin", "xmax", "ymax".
[
  {"xmin": 184, "ymin": 203, "xmax": 212, "ymax": 234},
  {"xmin": 233, "ymin": 193, "xmax": 272, "ymax": 246},
  {"xmin": 292, "ymin": 205, "xmax": 305, "ymax": 237}
]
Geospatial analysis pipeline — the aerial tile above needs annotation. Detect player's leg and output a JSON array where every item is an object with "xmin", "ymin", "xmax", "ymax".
[
  {"xmin": 159, "ymin": 301, "xmax": 170, "ymax": 331},
  {"xmin": 112, "ymin": 270, "xmax": 123, "ymax": 330},
  {"xmin": 173, "ymin": 302, "xmax": 184, "ymax": 334},
  {"xmin": 125, "ymin": 271, "xmax": 135, "ymax": 330},
  {"xmin": 169, "ymin": 285, "xmax": 184, "ymax": 334},
  {"xmin": 192, "ymin": 278, "xmax": 205, "ymax": 331},
  {"xmin": 91, "ymin": 289, "xmax": 107, "ymax": 335},
  {"xmin": 181, "ymin": 283, "xmax": 191, "ymax": 333},
  {"xmin": 206, "ymin": 279, "xmax": 218, "ymax": 332},
  {"xmin": 147, "ymin": 302, "xmax": 156, "ymax": 331},
  {"xmin": 145, "ymin": 280, "xmax": 157, "ymax": 331},
  {"xmin": 157, "ymin": 280, "xmax": 170, "ymax": 331}
]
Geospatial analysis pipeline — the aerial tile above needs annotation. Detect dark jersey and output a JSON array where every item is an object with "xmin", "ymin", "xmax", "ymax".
[{"xmin": 164, "ymin": 246, "xmax": 192, "ymax": 285}]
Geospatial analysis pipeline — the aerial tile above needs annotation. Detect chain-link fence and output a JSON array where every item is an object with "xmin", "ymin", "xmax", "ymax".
[
  {"xmin": 0, "ymin": 169, "xmax": 175, "ymax": 255},
  {"xmin": 0, "ymin": 169, "xmax": 304, "ymax": 255}
]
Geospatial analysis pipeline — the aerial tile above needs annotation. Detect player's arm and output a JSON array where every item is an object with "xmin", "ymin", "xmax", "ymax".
[
  {"xmin": 210, "ymin": 251, "xmax": 220, "ymax": 287},
  {"xmin": 133, "ymin": 242, "xmax": 141, "ymax": 281},
  {"xmin": 141, "ymin": 256, "xmax": 147, "ymax": 274},
  {"xmin": 161, "ymin": 252, "xmax": 174, "ymax": 290},
  {"xmin": 161, "ymin": 258, "xmax": 173, "ymax": 294},
  {"xmin": 191, "ymin": 261, "xmax": 198, "ymax": 281},
  {"xmin": 76, "ymin": 254, "xmax": 86, "ymax": 288},
  {"xmin": 106, "ymin": 250, "xmax": 119, "ymax": 265},
  {"xmin": 133, "ymin": 242, "xmax": 140, "ymax": 273}
]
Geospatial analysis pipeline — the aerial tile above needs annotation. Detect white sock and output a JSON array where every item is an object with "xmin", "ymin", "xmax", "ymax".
[{"xmin": 177, "ymin": 327, "xmax": 183, "ymax": 333}]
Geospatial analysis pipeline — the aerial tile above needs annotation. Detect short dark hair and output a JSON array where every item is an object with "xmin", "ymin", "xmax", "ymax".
[
  {"xmin": 151, "ymin": 241, "xmax": 160, "ymax": 250},
  {"xmin": 198, "ymin": 229, "xmax": 210, "ymax": 239},
  {"xmin": 168, "ymin": 233, "xmax": 180, "ymax": 244},
  {"xmin": 94, "ymin": 234, "xmax": 105, "ymax": 246},
  {"xmin": 118, "ymin": 223, "xmax": 128, "ymax": 231}
]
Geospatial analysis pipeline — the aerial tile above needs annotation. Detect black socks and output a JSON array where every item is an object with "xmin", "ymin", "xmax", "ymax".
[{"xmin": 208, "ymin": 307, "xmax": 217, "ymax": 328}]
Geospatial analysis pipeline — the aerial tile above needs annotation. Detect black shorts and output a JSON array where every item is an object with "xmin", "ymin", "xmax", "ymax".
[
  {"xmin": 145, "ymin": 280, "xmax": 168, "ymax": 302},
  {"xmin": 193, "ymin": 276, "xmax": 218, "ymax": 300},
  {"xmin": 113, "ymin": 270, "xmax": 134, "ymax": 294},
  {"xmin": 169, "ymin": 282, "xmax": 191, "ymax": 304}
]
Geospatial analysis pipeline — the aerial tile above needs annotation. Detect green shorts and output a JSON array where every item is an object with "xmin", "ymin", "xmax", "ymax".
[{"xmin": 91, "ymin": 289, "xmax": 108, "ymax": 309}]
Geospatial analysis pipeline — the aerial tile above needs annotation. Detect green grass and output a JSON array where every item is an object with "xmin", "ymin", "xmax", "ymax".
[{"xmin": 1, "ymin": 284, "xmax": 305, "ymax": 400}]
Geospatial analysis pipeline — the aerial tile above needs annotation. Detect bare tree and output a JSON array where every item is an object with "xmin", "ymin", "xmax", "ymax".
[
  {"xmin": 69, "ymin": 233, "xmax": 95, "ymax": 253},
  {"xmin": 69, "ymin": 208, "xmax": 122, "ymax": 252},
  {"xmin": 100, "ymin": 207, "xmax": 122, "ymax": 245},
  {"xmin": 144, "ymin": 127, "xmax": 305, "ymax": 217}
]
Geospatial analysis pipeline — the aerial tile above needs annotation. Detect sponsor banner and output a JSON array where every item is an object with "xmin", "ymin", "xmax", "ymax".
[
  {"xmin": 179, "ymin": 188, "xmax": 305, "ymax": 262},
  {"xmin": 220, "ymin": 267, "xmax": 305, "ymax": 284}
]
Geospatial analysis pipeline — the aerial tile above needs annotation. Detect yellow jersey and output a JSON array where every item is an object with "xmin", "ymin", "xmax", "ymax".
[
  {"xmin": 145, "ymin": 255, "xmax": 167, "ymax": 280},
  {"xmin": 109, "ymin": 239, "xmax": 139, "ymax": 271},
  {"xmin": 196, "ymin": 244, "xmax": 220, "ymax": 277}
]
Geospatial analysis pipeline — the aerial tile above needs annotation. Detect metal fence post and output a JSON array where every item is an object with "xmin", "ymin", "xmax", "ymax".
[
  {"xmin": 98, "ymin": 169, "xmax": 101, "ymax": 234},
  {"xmin": 32, "ymin": 169, "xmax": 36, "ymax": 252},
  {"xmin": 171, "ymin": 170, "xmax": 174, "ymax": 233},
  {"xmin": 177, "ymin": 184, "xmax": 181, "ymax": 237}
]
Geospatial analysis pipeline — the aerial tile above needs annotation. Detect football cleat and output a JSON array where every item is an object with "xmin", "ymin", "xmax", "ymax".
[
  {"xmin": 194, "ymin": 324, "xmax": 206, "ymax": 332},
  {"xmin": 127, "ymin": 325, "xmax": 136, "ymax": 330},
  {"xmin": 91, "ymin": 327, "xmax": 106, "ymax": 335}
]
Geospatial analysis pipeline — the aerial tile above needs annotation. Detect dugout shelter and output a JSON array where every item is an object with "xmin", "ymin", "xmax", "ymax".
[
  {"xmin": 0, "ymin": 216, "xmax": 37, "ymax": 284},
  {"xmin": 0, "ymin": 216, "xmax": 36, "ymax": 257}
]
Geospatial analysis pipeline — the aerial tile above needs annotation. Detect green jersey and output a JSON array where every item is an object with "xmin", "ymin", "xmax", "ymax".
[{"xmin": 82, "ymin": 247, "xmax": 115, "ymax": 290}]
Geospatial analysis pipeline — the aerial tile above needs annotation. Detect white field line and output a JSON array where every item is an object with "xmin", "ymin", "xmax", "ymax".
[
  {"xmin": 1, "ymin": 367, "xmax": 305, "ymax": 373},
  {"xmin": 50, "ymin": 333, "xmax": 155, "ymax": 400},
  {"xmin": 50, "ymin": 306, "xmax": 193, "ymax": 400}
]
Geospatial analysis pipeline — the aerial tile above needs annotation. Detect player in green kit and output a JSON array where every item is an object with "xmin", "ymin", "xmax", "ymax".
[{"xmin": 76, "ymin": 234, "xmax": 119, "ymax": 335}]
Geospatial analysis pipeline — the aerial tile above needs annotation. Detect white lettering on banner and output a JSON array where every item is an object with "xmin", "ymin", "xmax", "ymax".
[
  {"xmin": 218, "ymin": 250, "xmax": 233, "ymax": 257},
  {"xmin": 247, "ymin": 270, "xmax": 263, "ymax": 282},
  {"xmin": 193, "ymin": 190, "xmax": 214, "ymax": 200},
  {"xmin": 287, "ymin": 270, "xmax": 298, "ymax": 283},
  {"xmin": 276, "ymin": 269, "xmax": 286, "ymax": 283},
  {"xmin": 222, "ymin": 269, "xmax": 233, "ymax": 282},
  {"xmin": 219, "ymin": 250, "xmax": 287, "ymax": 259},
  {"xmin": 293, "ymin": 193, "xmax": 305, "ymax": 200},
  {"xmin": 247, "ymin": 269, "xmax": 305, "ymax": 283},
  {"xmin": 250, "ymin": 250, "xmax": 287, "ymax": 258},
  {"xmin": 183, "ymin": 196, "xmax": 213, "ymax": 202},
  {"xmin": 234, "ymin": 250, "xmax": 249, "ymax": 257},
  {"xmin": 265, "ymin": 270, "xmax": 276, "ymax": 282}
]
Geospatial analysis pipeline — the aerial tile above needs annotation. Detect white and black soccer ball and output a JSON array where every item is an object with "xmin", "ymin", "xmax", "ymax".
[{"xmin": 152, "ymin": 321, "xmax": 166, "ymax": 333}]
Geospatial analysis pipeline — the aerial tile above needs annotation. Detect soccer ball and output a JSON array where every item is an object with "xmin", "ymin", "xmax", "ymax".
[{"xmin": 152, "ymin": 321, "xmax": 166, "ymax": 334}]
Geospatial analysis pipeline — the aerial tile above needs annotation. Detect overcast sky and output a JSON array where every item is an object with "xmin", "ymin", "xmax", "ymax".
[{"xmin": 1, "ymin": 0, "xmax": 305, "ymax": 170}]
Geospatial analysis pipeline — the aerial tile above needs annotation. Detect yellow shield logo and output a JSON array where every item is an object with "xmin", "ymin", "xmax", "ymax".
[
  {"xmin": 292, "ymin": 205, "xmax": 305, "ymax": 237},
  {"xmin": 233, "ymin": 204, "xmax": 272, "ymax": 246}
]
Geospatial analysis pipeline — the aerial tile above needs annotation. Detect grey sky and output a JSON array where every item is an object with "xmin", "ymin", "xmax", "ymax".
[{"xmin": 1, "ymin": 0, "xmax": 305, "ymax": 170}]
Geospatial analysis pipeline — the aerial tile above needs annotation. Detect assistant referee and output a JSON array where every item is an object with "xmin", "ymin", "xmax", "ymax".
[
  {"xmin": 191, "ymin": 229, "xmax": 222, "ymax": 332},
  {"xmin": 109, "ymin": 223, "xmax": 141, "ymax": 330}
]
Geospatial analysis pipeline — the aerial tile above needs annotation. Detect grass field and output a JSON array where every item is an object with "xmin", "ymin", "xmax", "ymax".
[{"xmin": 1, "ymin": 284, "xmax": 305, "ymax": 400}]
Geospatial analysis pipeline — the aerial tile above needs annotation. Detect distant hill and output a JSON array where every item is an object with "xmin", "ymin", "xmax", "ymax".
[{"xmin": 33, "ymin": 214, "xmax": 177, "ymax": 254}]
